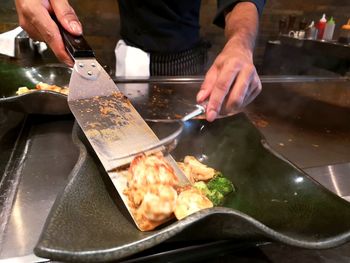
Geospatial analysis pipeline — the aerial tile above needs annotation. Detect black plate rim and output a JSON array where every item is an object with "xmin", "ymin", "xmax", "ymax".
[{"xmin": 34, "ymin": 115, "xmax": 350, "ymax": 262}]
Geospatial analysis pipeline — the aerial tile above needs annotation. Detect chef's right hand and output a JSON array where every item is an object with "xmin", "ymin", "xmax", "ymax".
[{"xmin": 15, "ymin": 0, "xmax": 82, "ymax": 67}]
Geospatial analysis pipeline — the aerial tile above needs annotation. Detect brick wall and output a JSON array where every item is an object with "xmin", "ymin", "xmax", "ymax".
[{"xmin": 1, "ymin": 0, "xmax": 349, "ymax": 71}]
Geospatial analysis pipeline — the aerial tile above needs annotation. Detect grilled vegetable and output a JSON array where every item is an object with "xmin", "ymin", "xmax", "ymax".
[
  {"xmin": 207, "ymin": 172, "xmax": 235, "ymax": 196},
  {"xmin": 194, "ymin": 173, "xmax": 234, "ymax": 206}
]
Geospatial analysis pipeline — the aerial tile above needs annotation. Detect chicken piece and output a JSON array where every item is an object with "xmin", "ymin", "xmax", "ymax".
[
  {"xmin": 137, "ymin": 184, "xmax": 177, "ymax": 222},
  {"xmin": 16, "ymin": 87, "xmax": 33, "ymax": 95},
  {"xmin": 174, "ymin": 187, "xmax": 213, "ymax": 220},
  {"xmin": 184, "ymin": 156, "xmax": 216, "ymax": 181},
  {"xmin": 60, "ymin": 88, "xmax": 69, "ymax": 95},
  {"xmin": 124, "ymin": 187, "xmax": 147, "ymax": 208},
  {"xmin": 128, "ymin": 153, "xmax": 179, "ymax": 189},
  {"xmin": 177, "ymin": 161, "xmax": 195, "ymax": 184},
  {"xmin": 36, "ymin": 82, "xmax": 63, "ymax": 93}
]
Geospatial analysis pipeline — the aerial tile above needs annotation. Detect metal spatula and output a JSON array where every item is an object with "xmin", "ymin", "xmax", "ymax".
[{"xmin": 54, "ymin": 20, "xmax": 188, "ymax": 181}]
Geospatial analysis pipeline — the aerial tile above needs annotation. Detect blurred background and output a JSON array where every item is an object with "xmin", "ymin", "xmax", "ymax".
[
  {"xmin": 1, "ymin": 2, "xmax": 350, "ymax": 262},
  {"xmin": 1, "ymin": 0, "xmax": 350, "ymax": 76}
]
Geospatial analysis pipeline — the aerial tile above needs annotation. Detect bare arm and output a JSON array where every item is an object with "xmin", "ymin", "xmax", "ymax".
[
  {"xmin": 15, "ymin": 0, "xmax": 83, "ymax": 66},
  {"xmin": 197, "ymin": 2, "xmax": 262, "ymax": 121}
]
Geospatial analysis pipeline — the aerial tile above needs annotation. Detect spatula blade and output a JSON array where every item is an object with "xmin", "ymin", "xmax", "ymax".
[{"xmin": 68, "ymin": 58, "xmax": 162, "ymax": 171}]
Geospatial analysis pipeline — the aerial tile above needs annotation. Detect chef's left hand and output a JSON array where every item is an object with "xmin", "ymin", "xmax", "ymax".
[{"xmin": 196, "ymin": 37, "xmax": 261, "ymax": 122}]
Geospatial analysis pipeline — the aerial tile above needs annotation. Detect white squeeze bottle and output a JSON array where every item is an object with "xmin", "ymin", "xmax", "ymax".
[{"xmin": 323, "ymin": 17, "xmax": 335, "ymax": 41}]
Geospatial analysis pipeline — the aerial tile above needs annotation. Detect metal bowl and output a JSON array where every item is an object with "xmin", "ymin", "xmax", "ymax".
[{"xmin": 0, "ymin": 63, "xmax": 71, "ymax": 114}]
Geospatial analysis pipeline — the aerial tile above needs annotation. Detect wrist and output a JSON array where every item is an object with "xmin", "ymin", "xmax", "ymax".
[
  {"xmin": 225, "ymin": 36, "xmax": 254, "ymax": 60},
  {"xmin": 223, "ymin": 1, "xmax": 258, "ymax": 58}
]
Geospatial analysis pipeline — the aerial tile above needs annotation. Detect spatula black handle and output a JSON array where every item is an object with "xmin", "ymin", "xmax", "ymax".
[{"xmin": 52, "ymin": 15, "xmax": 95, "ymax": 58}]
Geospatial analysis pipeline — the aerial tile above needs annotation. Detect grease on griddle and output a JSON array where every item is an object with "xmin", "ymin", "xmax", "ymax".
[{"xmin": 71, "ymin": 91, "xmax": 135, "ymax": 142}]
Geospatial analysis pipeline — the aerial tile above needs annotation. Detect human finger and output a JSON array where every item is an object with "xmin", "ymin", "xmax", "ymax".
[
  {"xmin": 33, "ymin": 10, "xmax": 74, "ymax": 66},
  {"xmin": 242, "ymin": 75, "xmax": 262, "ymax": 107},
  {"xmin": 221, "ymin": 65, "xmax": 255, "ymax": 114},
  {"xmin": 205, "ymin": 65, "xmax": 239, "ymax": 122},
  {"xmin": 50, "ymin": 0, "xmax": 82, "ymax": 35},
  {"xmin": 197, "ymin": 65, "xmax": 218, "ymax": 104}
]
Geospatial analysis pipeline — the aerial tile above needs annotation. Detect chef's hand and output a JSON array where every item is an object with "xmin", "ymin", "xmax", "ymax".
[
  {"xmin": 196, "ymin": 2, "xmax": 261, "ymax": 122},
  {"xmin": 15, "ymin": 0, "xmax": 82, "ymax": 67}
]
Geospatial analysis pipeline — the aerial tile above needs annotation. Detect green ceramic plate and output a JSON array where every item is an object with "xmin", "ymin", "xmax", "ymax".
[
  {"xmin": 34, "ymin": 113, "xmax": 350, "ymax": 262},
  {"xmin": 0, "ymin": 62, "xmax": 71, "ymax": 114}
]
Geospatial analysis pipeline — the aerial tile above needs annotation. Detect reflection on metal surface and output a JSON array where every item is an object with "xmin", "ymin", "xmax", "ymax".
[
  {"xmin": 246, "ymin": 80, "xmax": 350, "ymax": 168},
  {"xmin": 0, "ymin": 117, "xmax": 78, "ymax": 259},
  {"xmin": 329, "ymin": 165, "xmax": 342, "ymax": 197},
  {"xmin": 305, "ymin": 162, "xmax": 350, "ymax": 201},
  {"xmin": 295, "ymin": 177, "xmax": 304, "ymax": 183},
  {"xmin": 122, "ymin": 83, "xmax": 149, "ymax": 103},
  {"xmin": 1, "ymin": 79, "xmax": 350, "ymax": 261},
  {"xmin": 11, "ymin": 197, "xmax": 25, "ymax": 256},
  {"xmin": 0, "ymin": 254, "xmax": 49, "ymax": 263},
  {"xmin": 113, "ymin": 75, "xmax": 350, "ymax": 84}
]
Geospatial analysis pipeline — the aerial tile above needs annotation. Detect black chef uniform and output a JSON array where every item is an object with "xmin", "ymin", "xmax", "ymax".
[{"xmin": 117, "ymin": 0, "xmax": 265, "ymax": 76}]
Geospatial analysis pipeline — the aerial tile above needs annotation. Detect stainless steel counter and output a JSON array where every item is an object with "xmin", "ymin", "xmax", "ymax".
[{"xmin": 0, "ymin": 75, "xmax": 350, "ymax": 262}]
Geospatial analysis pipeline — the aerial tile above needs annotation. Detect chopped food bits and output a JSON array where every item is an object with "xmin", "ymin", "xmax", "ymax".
[
  {"xmin": 16, "ymin": 87, "xmax": 33, "ymax": 95},
  {"xmin": 138, "ymin": 184, "xmax": 178, "ymax": 221},
  {"xmin": 174, "ymin": 187, "xmax": 213, "ymax": 220},
  {"xmin": 16, "ymin": 82, "xmax": 69, "ymax": 95},
  {"xmin": 183, "ymin": 156, "xmax": 216, "ymax": 181},
  {"xmin": 123, "ymin": 153, "xmax": 235, "ymax": 231}
]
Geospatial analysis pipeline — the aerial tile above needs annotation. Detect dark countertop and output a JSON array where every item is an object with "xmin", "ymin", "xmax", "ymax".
[
  {"xmin": 279, "ymin": 35, "xmax": 350, "ymax": 59},
  {"xmin": 0, "ymin": 55, "xmax": 350, "ymax": 262},
  {"xmin": 261, "ymin": 36, "xmax": 350, "ymax": 76}
]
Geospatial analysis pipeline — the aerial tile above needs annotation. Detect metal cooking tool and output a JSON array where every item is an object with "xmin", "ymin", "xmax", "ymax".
[
  {"xmin": 54, "ymin": 20, "xmax": 195, "ymax": 229},
  {"xmin": 55, "ymin": 19, "xmax": 189, "ymax": 175},
  {"xmin": 108, "ymin": 104, "xmax": 206, "ymax": 167}
]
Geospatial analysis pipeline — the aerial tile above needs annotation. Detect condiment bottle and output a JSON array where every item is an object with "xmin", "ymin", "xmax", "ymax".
[
  {"xmin": 316, "ymin": 14, "xmax": 327, "ymax": 39},
  {"xmin": 323, "ymin": 17, "xmax": 335, "ymax": 41},
  {"xmin": 306, "ymin": 21, "xmax": 318, "ymax": 40},
  {"xmin": 338, "ymin": 19, "xmax": 350, "ymax": 44}
]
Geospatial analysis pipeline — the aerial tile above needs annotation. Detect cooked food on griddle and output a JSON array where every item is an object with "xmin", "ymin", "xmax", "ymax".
[
  {"xmin": 174, "ymin": 187, "xmax": 213, "ymax": 220},
  {"xmin": 128, "ymin": 153, "xmax": 179, "ymax": 189},
  {"xmin": 137, "ymin": 184, "xmax": 177, "ymax": 222},
  {"xmin": 194, "ymin": 173, "xmax": 235, "ymax": 206},
  {"xmin": 15, "ymin": 82, "xmax": 69, "ymax": 95},
  {"xmin": 181, "ymin": 156, "xmax": 216, "ymax": 181},
  {"xmin": 123, "ymin": 153, "xmax": 234, "ymax": 231}
]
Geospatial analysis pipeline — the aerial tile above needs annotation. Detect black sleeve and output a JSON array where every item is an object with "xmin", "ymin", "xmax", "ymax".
[{"xmin": 213, "ymin": 0, "xmax": 266, "ymax": 28}]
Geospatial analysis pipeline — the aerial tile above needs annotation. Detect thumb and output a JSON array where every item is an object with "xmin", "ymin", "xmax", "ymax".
[{"xmin": 50, "ymin": 0, "xmax": 82, "ymax": 35}]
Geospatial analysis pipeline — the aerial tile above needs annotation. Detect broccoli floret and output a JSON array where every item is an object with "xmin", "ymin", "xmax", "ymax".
[
  {"xmin": 207, "ymin": 189, "xmax": 224, "ymax": 206},
  {"xmin": 194, "ymin": 173, "xmax": 235, "ymax": 206},
  {"xmin": 207, "ymin": 173, "xmax": 235, "ymax": 196},
  {"xmin": 193, "ymin": 181, "xmax": 211, "ymax": 195},
  {"xmin": 194, "ymin": 181, "xmax": 224, "ymax": 205}
]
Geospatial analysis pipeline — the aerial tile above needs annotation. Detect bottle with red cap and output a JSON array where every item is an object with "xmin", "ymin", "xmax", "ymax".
[{"xmin": 316, "ymin": 14, "xmax": 327, "ymax": 39}]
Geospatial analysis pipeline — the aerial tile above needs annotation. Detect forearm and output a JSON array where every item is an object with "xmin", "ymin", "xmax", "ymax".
[
  {"xmin": 197, "ymin": 1, "xmax": 262, "ymax": 121},
  {"xmin": 224, "ymin": 2, "xmax": 259, "ymax": 56}
]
